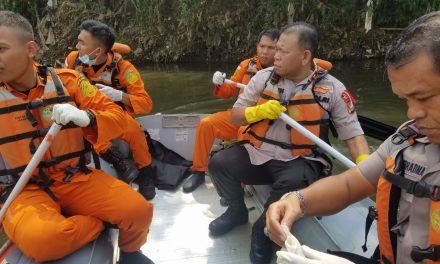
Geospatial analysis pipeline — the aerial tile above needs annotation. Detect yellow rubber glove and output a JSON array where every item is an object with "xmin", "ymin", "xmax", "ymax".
[
  {"xmin": 245, "ymin": 100, "xmax": 287, "ymax": 124},
  {"xmin": 355, "ymin": 154, "xmax": 369, "ymax": 164}
]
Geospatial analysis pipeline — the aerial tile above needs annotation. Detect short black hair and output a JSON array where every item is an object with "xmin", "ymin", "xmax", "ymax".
[
  {"xmin": 79, "ymin": 20, "xmax": 116, "ymax": 52},
  {"xmin": 385, "ymin": 11, "xmax": 440, "ymax": 73},
  {"xmin": 0, "ymin": 10, "xmax": 34, "ymax": 42},
  {"xmin": 280, "ymin": 22, "xmax": 319, "ymax": 58},
  {"xmin": 257, "ymin": 28, "xmax": 280, "ymax": 43}
]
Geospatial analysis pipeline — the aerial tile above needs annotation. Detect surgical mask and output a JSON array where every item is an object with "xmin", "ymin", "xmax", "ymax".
[{"xmin": 78, "ymin": 48, "xmax": 100, "ymax": 66}]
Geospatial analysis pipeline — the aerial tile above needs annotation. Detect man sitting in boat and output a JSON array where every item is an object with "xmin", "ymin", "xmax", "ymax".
[
  {"xmin": 0, "ymin": 11, "xmax": 154, "ymax": 263},
  {"xmin": 208, "ymin": 22, "xmax": 370, "ymax": 264},
  {"xmin": 267, "ymin": 11, "xmax": 440, "ymax": 264},
  {"xmin": 182, "ymin": 28, "xmax": 280, "ymax": 193},
  {"xmin": 65, "ymin": 20, "xmax": 156, "ymax": 200}
]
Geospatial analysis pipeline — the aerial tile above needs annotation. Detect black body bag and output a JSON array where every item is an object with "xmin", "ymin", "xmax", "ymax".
[{"xmin": 145, "ymin": 131, "xmax": 192, "ymax": 190}]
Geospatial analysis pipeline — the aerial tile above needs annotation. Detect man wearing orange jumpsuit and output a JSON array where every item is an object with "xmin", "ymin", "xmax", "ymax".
[
  {"xmin": 65, "ymin": 20, "xmax": 155, "ymax": 200},
  {"xmin": 0, "ymin": 11, "xmax": 153, "ymax": 263},
  {"xmin": 182, "ymin": 28, "xmax": 281, "ymax": 193}
]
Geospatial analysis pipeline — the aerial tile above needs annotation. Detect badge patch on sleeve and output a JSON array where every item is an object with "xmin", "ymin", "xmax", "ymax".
[
  {"xmin": 125, "ymin": 69, "xmax": 138, "ymax": 84},
  {"xmin": 78, "ymin": 76, "xmax": 97, "ymax": 97},
  {"xmin": 341, "ymin": 90, "xmax": 357, "ymax": 114},
  {"xmin": 314, "ymin": 86, "xmax": 330, "ymax": 94}
]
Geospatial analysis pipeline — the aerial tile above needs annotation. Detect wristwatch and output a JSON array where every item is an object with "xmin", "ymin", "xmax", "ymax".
[{"xmin": 282, "ymin": 191, "xmax": 306, "ymax": 218}]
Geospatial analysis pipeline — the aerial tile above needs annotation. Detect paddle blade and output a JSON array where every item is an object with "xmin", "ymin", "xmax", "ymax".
[{"xmin": 358, "ymin": 115, "xmax": 397, "ymax": 141}]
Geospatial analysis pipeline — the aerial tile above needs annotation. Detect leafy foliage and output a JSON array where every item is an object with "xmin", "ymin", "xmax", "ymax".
[
  {"xmin": 1, "ymin": 0, "xmax": 437, "ymax": 62},
  {"xmin": 0, "ymin": 0, "xmax": 47, "ymax": 28},
  {"xmin": 374, "ymin": 0, "xmax": 440, "ymax": 28}
]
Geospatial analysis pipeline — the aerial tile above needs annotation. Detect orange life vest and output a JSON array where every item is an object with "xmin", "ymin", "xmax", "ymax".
[
  {"xmin": 71, "ymin": 51, "xmax": 125, "ymax": 91},
  {"xmin": 313, "ymin": 58, "xmax": 333, "ymax": 72},
  {"xmin": 0, "ymin": 66, "xmax": 89, "ymax": 192},
  {"xmin": 70, "ymin": 43, "xmax": 131, "ymax": 90},
  {"xmin": 241, "ymin": 57, "xmax": 262, "ymax": 86},
  {"xmin": 213, "ymin": 57, "xmax": 263, "ymax": 99},
  {"xmin": 242, "ymin": 68, "xmax": 330, "ymax": 157},
  {"xmin": 376, "ymin": 120, "xmax": 440, "ymax": 264},
  {"xmin": 112, "ymin": 42, "xmax": 131, "ymax": 54}
]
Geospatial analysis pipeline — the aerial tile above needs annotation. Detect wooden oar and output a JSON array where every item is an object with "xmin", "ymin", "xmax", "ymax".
[
  {"xmin": 0, "ymin": 123, "xmax": 62, "ymax": 223},
  {"xmin": 224, "ymin": 78, "xmax": 397, "ymax": 141}
]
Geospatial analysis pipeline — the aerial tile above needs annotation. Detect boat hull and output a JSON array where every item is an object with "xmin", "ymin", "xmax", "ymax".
[{"xmin": 4, "ymin": 114, "xmax": 379, "ymax": 263}]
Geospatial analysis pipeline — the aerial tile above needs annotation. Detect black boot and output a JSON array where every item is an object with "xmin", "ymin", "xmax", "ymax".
[
  {"xmin": 101, "ymin": 146, "xmax": 139, "ymax": 183},
  {"xmin": 138, "ymin": 166, "xmax": 156, "ymax": 200},
  {"xmin": 182, "ymin": 171, "xmax": 205, "ymax": 193},
  {"xmin": 219, "ymin": 197, "xmax": 228, "ymax": 207},
  {"xmin": 209, "ymin": 199, "xmax": 248, "ymax": 236},
  {"xmin": 119, "ymin": 250, "xmax": 154, "ymax": 264},
  {"xmin": 249, "ymin": 212, "xmax": 273, "ymax": 264}
]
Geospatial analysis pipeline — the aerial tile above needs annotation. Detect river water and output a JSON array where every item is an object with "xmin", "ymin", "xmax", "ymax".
[
  {"xmin": 140, "ymin": 59, "xmax": 407, "ymax": 125},
  {"xmin": 138, "ymin": 59, "xmax": 408, "ymax": 165}
]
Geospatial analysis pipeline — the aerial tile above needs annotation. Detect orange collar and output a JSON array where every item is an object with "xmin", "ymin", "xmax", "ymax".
[
  {"xmin": 81, "ymin": 52, "xmax": 114, "ymax": 73},
  {"xmin": 253, "ymin": 56, "xmax": 263, "ymax": 69}
]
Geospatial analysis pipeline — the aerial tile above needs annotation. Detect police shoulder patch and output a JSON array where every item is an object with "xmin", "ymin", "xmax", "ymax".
[
  {"xmin": 341, "ymin": 89, "xmax": 357, "ymax": 114},
  {"xmin": 124, "ymin": 69, "xmax": 138, "ymax": 85}
]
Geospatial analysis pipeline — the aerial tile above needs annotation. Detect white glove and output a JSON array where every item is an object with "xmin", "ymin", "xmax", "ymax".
[
  {"xmin": 276, "ymin": 225, "xmax": 353, "ymax": 264},
  {"xmin": 212, "ymin": 71, "xmax": 226, "ymax": 86},
  {"xmin": 51, "ymin": 104, "xmax": 90, "ymax": 127},
  {"xmin": 96, "ymin": 84, "xmax": 123, "ymax": 101}
]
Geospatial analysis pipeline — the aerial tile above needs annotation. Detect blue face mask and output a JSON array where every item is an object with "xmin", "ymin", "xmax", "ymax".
[{"xmin": 78, "ymin": 48, "xmax": 99, "ymax": 66}]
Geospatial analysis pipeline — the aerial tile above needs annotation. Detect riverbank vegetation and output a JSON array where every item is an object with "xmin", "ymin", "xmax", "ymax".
[{"xmin": 2, "ymin": 0, "xmax": 439, "ymax": 63}]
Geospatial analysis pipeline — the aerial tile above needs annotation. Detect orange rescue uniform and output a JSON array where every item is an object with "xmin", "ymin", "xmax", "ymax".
[
  {"xmin": 66, "ymin": 51, "xmax": 152, "ymax": 168},
  {"xmin": 0, "ymin": 65, "xmax": 152, "ymax": 262},
  {"xmin": 192, "ymin": 57, "xmax": 262, "ymax": 172}
]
